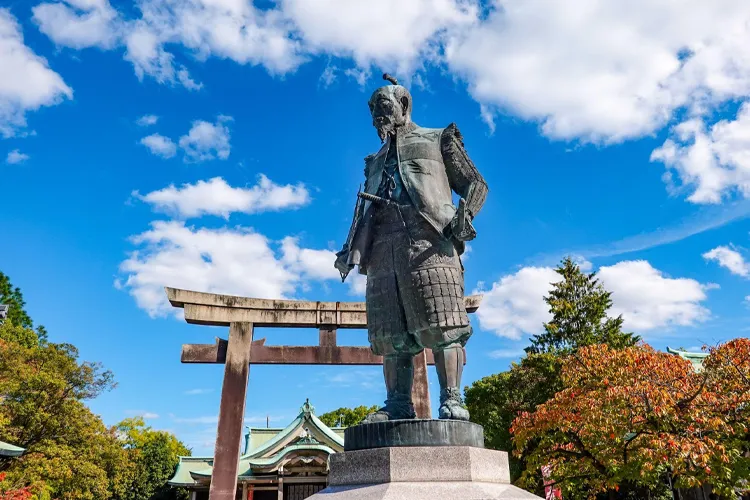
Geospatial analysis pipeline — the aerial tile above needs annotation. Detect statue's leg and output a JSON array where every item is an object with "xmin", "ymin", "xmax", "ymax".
[
  {"xmin": 433, "ymin": 341, "xmax": 469, "ymax": 421},
  {"xmin": 361, "ymin": 349, "xmax": 418, "ymax": 423},
  {"xmin": 383, "ymin": 352, "xmax": 418, "ymax": 420}
]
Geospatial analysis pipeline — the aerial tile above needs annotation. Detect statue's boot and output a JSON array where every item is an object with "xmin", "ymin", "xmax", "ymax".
[
  {"xmin": 435, "ymin": 344, "xmax": 470, "ymax": 421},
  {"xmin": 363, "ymin": 353, "xmax": 416, "ymax": 423}
]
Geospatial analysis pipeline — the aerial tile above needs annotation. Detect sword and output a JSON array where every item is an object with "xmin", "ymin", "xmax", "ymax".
[
  {"xmin": 357, "ymin": 192, "xmax": 415, "ymax": 243},
  {"xmin": 357, "ymin": 191, "xmax": 391, "ymax": 205}
]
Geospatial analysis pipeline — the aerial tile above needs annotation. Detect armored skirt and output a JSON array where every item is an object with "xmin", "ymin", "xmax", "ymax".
[{"xmin": 365, "ymin": 203, "xmax": 472, "ymax": 356}]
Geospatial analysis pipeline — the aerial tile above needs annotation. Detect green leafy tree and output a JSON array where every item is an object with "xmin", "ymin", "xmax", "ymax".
[
  {"xmin": 0, "ymin": 273, "xmax": 46, "ymax": 344},
  {"xmin": 527, "ymin": 257, "xmax": 639, "ymax": 355},
  {"xmin": 318, "ymin": 406, "xmax": 378, "ymax": 427},
  {"xmin": 0, "ymin": 337, "xmax": 122, "ymax": 498},
  {"xmin": 0, "ymin": 323, "xmax": 38, "ymax": 350},
  {"xmin": 466, "ymin": 257, "xmax": 639, "ymax": 490},
  {"xmin": 116, "ymin": 417, "xmax": 191, "ymax": 500},
  {"xmin": 0, "ymin": 272, "xmax": 194, "ymax": 499},
  {"xmin": 466, "ymin": 353, "xmax": 561, "ymax": 481}
]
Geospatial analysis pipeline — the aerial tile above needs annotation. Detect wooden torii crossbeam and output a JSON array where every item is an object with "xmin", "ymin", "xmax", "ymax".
[{"xmin": 166, "ymin": 287, "xmax": 482, "ymax": 500}]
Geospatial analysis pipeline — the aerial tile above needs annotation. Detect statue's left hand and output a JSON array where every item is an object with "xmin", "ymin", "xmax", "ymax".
[{"xmin": 449, "ymin": 214, "xmax": 477, "ymax": 242}]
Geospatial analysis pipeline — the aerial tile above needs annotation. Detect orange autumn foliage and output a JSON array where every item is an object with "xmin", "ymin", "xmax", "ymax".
[{"xmin": 511, "ymin": 339, "xmax": 750, "ymax": 499}]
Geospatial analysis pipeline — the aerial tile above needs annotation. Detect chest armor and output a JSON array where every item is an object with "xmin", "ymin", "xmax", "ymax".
[{"xmin": 364, "ymin": 125, "xmax": 455, "ymax": 233}]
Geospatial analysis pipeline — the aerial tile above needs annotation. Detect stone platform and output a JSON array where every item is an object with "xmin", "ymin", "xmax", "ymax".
[
  {"xmin": 307, "ymin": 446, "xmax": 543, "ymax": 499},
  {"xmin": 344, "ymin": 419, "xmax": 484, "ymax": 451}
]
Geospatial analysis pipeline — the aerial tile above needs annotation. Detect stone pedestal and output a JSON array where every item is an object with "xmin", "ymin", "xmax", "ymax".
[
  {"xmin": 344, "ymin": 419, "xmax": 484, "ymax": 451},
  {"xmin": 308, "ymin": 446, "xmax": 543, "ymax": 499}
]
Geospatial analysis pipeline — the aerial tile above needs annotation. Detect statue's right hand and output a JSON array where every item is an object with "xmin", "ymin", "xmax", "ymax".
[{"xmin": 334, "ymin": 250, "xmax": 353, "ymax": 280}]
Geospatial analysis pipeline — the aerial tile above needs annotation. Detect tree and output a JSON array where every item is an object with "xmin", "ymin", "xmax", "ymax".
[
  {"xmin": 527, "ymin": 258, "xmax": 639, "ymax": 355},
  {"xmin": 0, "ymin": 473, "xmax": 32, "ymax": 500},
  {"xmin": 115, "ymin": 417, "xmax": 191, "ymax": 500},
  {"xmin": 702, "ymin": 338, "xmax": 750, "ymax": 495},
  {"xmin": 0, "ymin": 322, "xmax": 38, "ymax": 350},
  {"xmin": 318, "ymin": 405, "xmax": 379, "ymax": 427},
  {"xmin": 0, "ymin": 337, "xmax": 121, "ymax": 498},
  {"xmin": 466, "ymin": 258, "xmax": 638, "ymax": 486},
  {"xmin": 0, "ymin": 272, "xmax": 192, "ymax": 499},
  {"xmin": 465, "ymin": 352, "xmax": 561, "ymax": 481},
  {"xmin": 0, "ymin": 273, "xmax": 46, "ymax": 344},
  {"xmin": 511, "ymin": 341, "xmax": 750, "ymax": 499}
]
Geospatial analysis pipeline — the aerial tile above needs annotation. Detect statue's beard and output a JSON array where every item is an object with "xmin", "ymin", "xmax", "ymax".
[{"xmin": 374, "ymin": 116, "xmax": 396, "ymax": 143}]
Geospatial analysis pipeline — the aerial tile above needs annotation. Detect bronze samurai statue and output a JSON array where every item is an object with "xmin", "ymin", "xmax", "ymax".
[{"xmin": 335, "ymin": 74, "xmax": 488, "ymax": 422}]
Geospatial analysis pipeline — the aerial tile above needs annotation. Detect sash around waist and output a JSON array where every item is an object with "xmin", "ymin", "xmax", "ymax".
[{"xmin": 371, "ymin": 204, "xmax": 439, "ymax": 237}]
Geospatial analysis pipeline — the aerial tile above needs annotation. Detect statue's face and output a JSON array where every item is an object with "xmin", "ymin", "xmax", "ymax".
[{"xmin": 369, "ymin": 90, "xmax": 408, "ymax": 142}]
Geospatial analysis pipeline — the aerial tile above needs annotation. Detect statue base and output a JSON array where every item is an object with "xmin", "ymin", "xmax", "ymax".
[
  {"xmin": 307, "ymin": 446, "xmax": 543, "ymax": 499},
  {"xmin": 344, "ymin": 419, "xmax": 484, "ymax": 451}
]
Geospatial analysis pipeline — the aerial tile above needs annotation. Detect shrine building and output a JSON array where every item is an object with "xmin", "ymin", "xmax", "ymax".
[
  {"xmin": 666, "ymin": 347, "xmax": 709, "ymax": 372},
  {"xmin": 169, "ymin": 400, "xmax": 344, "ymax": 500}
]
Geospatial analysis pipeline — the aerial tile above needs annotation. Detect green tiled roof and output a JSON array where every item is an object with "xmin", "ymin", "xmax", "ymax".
[
  {"xmin": 667, "ymin": 347, "xmax": 709, "ymax": 372},
  {"xmin": 247, "ymin": 428, "xmax": 284, "ymax": 452},
  {"xmin": 169, "ymin": 457, "xmax": 213, "ymax": 487},
  {"xmin": 169, "ymin": 399, "xmax": 344, "ymax": 487},
  {"xmin": 0, "ymin": 440, "xmax": 25, "ymax": 458},
  {"xmin": 190, "ymin": 444, "xmax": 338, "ymax": 481}
]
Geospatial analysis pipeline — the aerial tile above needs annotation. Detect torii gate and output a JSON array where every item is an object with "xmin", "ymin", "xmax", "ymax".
[{"xmin": 166, "ymin": 287, "xmax": 482, "ymax": 500}]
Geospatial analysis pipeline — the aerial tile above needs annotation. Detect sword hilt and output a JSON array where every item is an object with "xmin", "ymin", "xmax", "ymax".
[{"xmin": 357, "ymin": 191, "xmax": 391, "ymax": 205}]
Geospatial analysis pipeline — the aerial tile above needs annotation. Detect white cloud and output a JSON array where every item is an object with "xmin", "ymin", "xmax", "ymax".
[
  {"xmin": 119, "ymin": 221, "xmax": 295, "ymax": 316},
  {"xmin": 136, "ymin": 114, "xmax": 159, "ymax": 126},
  {"xmin": 179, "ymin": 116, "xmax": 231, "ymax": 163},
  {"xmin": 34, "ymin": 0, "xmax": 303, "ymax": 89},
  {"xmin": 652, "ymin": 105, "xmax": 750, "ymax": 204},
  {"xmin": 597, "ymin": 260, "xmax": 712, "ymax": 331},
  {"xmin": 281, "ymin": 237, "xmax": 366, "ymax": 296},
  {"xmin": 488, "ymin": 348, "xmax": 524, "ymax": 359},
  {"xmin": 319, "ymin": 65, "xmax": 336, "ymax": 87},
  {"xmin": 134, "ymin": 175, "xmax": 310, "ymax": 218},
  {"xmin": 33, "ymin": 0, "xmax": 120, "ymax": 49},
  {"xmin": 477, "ymin": 260, "xmax": 712, "ymax": 338},
  {"xmin": 282, "ymin": 0, "xmax": 476, "ymax": 74},
  {"xmin": 446, "ymin": 0, "xmax": 750, "ymax": 144},
  {"xmin": 6, "ymin": 149, "xmax": 29, "ymax": 164},
  {"xmin": 117, "ymin": 220, "xmax": 346, "ymax": 316},
  {"xmin": 475, "ymin": 266, "xmax": 558, "ymax": 339},
  {"xmin": 126, "ymin": 409, "xmax": 159, "ymax": 419},
  {"xmin": 29, "ymin": 0, "xmax": 750, "ymax": 151},
  {"xmin": 123, "ymin": 21, "xmax": 181, "ymax": 85},
  {"xmin": 280, "ymin": 236, "xmax": 340, "ymax": 282},
  {"xmin": 25, "ymin": 0, "xmax": 750, "ymax": 154},
  {"xmin": 0, "ymin": 8, "xmax": 72, "ymax": 137},
  {"xmin": 347, "ymin": 274, "xmax": 366, "ymax": 296},
  {"xmin": 344, "ymin": 67, "xmax": 369, "ymax": 87},
  {"xmin": 184, "ymin": 388, "xmax": 213, "ymax": 395},
  {"xmin": 177, "ymin": 67, "xmax": 203, "ymax": 91},
  {"xmin": 702, "ymin": 245, "xmax": 750, "ymax": 278},
  {"xmin": 140, "ymin": 133, "xmax": 177, "ymax": 158}
]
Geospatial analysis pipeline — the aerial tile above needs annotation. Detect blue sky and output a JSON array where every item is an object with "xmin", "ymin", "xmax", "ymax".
[{"xmin": 2, "ymin": 0, "xmax": 750, "ymax": 455}]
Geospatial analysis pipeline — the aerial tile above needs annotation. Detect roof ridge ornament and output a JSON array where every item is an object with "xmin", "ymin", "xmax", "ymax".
[
  {"xmin": 300, "ymin": 398, "xmax": 315, "ymax": 416},
  {"xmin": 297, "ymin": 427, "xmax": 319, "ymax": 445}
]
